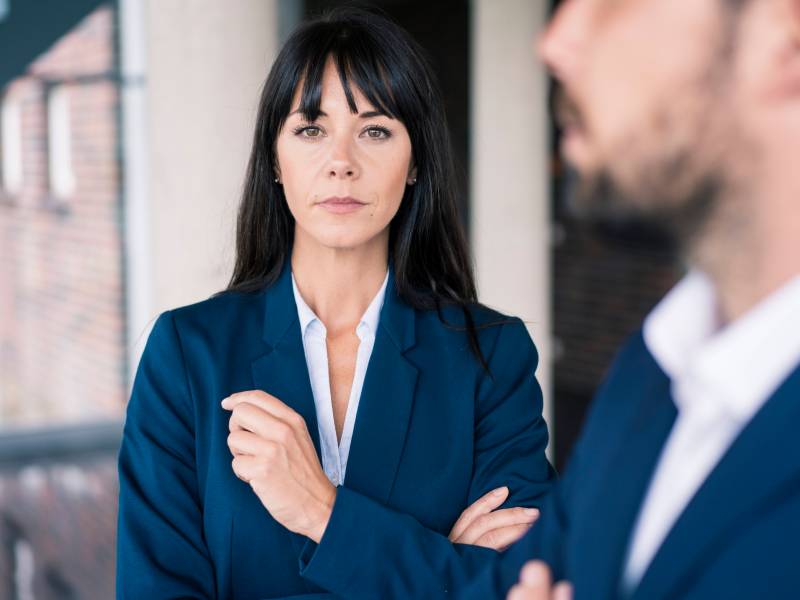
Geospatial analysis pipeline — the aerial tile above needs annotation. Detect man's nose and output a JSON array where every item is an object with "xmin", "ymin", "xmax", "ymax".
[{"xmin": 537, "ymin": 0, "xmax": 589, "ymax": 82}]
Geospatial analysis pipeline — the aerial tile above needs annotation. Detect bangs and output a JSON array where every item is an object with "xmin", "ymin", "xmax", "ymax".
[{"xmin": 293, "ymin": 26, "xmax": 404, "ymax": 122}]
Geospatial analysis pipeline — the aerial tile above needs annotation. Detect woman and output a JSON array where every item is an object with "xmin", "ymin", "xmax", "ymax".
[{"xmin": 117, "ymin": 8, "xmax": 554, "ymax": 599}]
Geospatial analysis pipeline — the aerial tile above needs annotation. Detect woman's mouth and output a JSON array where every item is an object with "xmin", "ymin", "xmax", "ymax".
[{"xmin": 316, "ymin": 196, "xmax": 368, "ymax": 214}]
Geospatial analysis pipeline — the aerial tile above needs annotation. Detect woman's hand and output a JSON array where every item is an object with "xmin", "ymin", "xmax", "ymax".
[
  {"xmin": 448, "ymin": 486, "xmax": 540, "ymax": 551},
  {"xmin": 221, "ymin": 390, "xmax": 336, "ymax": 543}
]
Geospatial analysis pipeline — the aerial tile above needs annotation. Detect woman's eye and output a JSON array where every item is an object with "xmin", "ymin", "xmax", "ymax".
[
  {"xmin": 293, "ymin": 125, "xmax": 323, "ymax": 138},
  {"xmin": 363, "ymin": 126, "xmax": 391, "ymax": 140}
]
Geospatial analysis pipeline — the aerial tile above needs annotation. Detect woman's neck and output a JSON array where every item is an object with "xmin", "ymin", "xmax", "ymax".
[{"xmin": 290, "ymin": 230, "xmax": 390, "ymax": 336}]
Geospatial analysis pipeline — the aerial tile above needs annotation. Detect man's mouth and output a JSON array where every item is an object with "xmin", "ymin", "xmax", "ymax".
[{"xmin": 553, "ymin": 85, "xmax": 585, "ymax": 134}]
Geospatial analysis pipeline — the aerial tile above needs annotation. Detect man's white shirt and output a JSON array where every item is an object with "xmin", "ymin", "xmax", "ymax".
[{"xmin": 623, "ymin": 270, "xmax": 800, "ymax": 591}]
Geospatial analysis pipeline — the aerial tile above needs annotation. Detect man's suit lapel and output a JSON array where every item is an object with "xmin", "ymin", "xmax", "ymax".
[
  {"xmin": 572, "ymin": 335, "xmax": 678, "ymax": 600},
  {"xmin": 343, "ymin": 271, "xmax": 419, "ymax": 505},
  {"xmin": 632, "ymin": 364, "xmax": 800, "ymax": 600}
]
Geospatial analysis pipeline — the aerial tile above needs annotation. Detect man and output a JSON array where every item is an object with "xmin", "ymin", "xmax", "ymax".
[{"xmin": 462, "ymin": 0, "xmax": 800, "ymax": 598}]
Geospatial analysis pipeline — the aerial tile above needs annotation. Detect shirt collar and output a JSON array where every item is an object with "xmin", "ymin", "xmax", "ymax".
[
  {"xmin": 644, "ymin": 270, "xmax": 800, "ymax": 420},
  {"xmin": 291, "ymin": 271, "xmax": 389, "ymax": 340}
]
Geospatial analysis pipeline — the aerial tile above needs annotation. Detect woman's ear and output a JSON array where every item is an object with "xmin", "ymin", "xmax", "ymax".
[
  {"xmin": 273, "ymin": 164, "xmax": 282, "ymax": 184},
  {"xmin": 407, "ymin": 165, "xmax": 418, "ymax": 186}
]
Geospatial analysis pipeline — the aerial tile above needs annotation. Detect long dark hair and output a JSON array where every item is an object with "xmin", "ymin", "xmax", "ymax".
[{"xmin": 225, "ymin": 7, "xmax": 494, "ymax": 368}]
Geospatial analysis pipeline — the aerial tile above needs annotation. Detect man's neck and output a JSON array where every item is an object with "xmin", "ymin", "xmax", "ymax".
[{"xmin": 691, "ymin": 206, "xmax": 800, "ymax": 326}]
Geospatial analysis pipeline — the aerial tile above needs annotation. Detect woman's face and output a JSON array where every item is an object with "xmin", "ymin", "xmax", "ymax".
[{"xmin": 275, "ymin": 60, "xmax": 416, "ymax": 251}]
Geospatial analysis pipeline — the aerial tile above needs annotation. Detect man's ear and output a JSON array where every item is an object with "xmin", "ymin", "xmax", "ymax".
[
  {"xmin": 771, "ymin": 0, "xmax": 800, "ymax": 100},
  {"xmin": 790, "ymin": 1, "xmax": 800, "ymax": 44}
]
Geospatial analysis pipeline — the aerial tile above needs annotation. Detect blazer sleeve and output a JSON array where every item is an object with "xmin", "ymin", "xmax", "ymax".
[
  {"xmin": 459, "ymin": 331, "xmax": 648, "ymax": 598},
  {"xmin": 458, "ymin": 446, "xmax": 578, "ymax": 598},
  {"xmin": 296, "ymin": 318, "xmax": 556, "ymax": 599},
  {"xmin": 116, "ymin": 311, "xmax": 216, "ymax": 599}
]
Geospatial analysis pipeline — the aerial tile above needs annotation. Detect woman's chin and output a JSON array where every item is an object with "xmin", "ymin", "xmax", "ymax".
[{"xmin": 303, "ymin": 229, "xmax": 386, "ymax": 253}]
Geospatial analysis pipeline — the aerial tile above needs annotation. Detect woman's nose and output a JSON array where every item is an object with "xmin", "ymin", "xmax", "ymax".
[{"xmin": 327, "ymin": 139, "xmax": 360, "ymax": 180}]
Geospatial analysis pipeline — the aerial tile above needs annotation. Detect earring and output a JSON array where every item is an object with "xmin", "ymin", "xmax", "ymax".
[
  {"xmin": 408, "ymin": 178, "xmax": 417, "ymax": 185},
  {"xmin": 274, "ymin": 177, "xmax": 280, "ymax": 184}
]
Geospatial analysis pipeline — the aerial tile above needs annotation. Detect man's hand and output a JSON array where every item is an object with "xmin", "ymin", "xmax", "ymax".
[
  {"xmin": 221, "ymin": 390, "xmax": 335, "ymax": 543},
  {"xmin": 449, "ymin": 486, "xmax": 540, "ymax": 551},
  {"xmin": 507, "ymin": 561, "xmax": 572, "ymax": 600}
]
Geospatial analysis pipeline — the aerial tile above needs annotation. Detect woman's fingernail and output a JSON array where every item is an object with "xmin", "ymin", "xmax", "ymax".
[
  {"xmin": 493, "ymin": 486, "xmax": 508, "ymax": 497},
  {"xmin": 525, "ymin": 508, "xmax": 540, "ymax": 517},
  {"xmin": 221, "ymin": 397, "xmax": 230, "ymax": 408}
]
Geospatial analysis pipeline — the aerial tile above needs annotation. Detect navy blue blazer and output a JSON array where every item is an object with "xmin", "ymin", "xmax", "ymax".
[
  {"xmin": 461, "ymin": 331, "xmax": 800, "ymax": 599},
  {"xmin": 116, "ymin": 264, "xmax": 555, "ymax": 599}
]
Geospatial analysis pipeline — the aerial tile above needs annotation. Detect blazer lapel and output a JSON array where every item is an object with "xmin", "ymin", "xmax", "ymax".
[
  {"xmin": 343, "ymin": 271, "xmax": 419, "ymax": 505},
  {"xmin": 573, "ymin": 336, "xmax": 678, "ymax": 600},
  {"xmin": 632, "ymin": 364, "xmax": 800, "ymax": 600},
  {"xmin": 250, "ymin": 263, "xmax": 322, "ymax": 563}
]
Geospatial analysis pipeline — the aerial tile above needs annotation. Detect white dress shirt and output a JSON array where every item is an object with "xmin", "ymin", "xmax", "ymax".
[
  {"xmin": 622, "ymin": 270, "xmax": 800, "ymax": 591},
  {"xmin": 291, "ymin": 271, "xmax": 389, "ymax": 487}
]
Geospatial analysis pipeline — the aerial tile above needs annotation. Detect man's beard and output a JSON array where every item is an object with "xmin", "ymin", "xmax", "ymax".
[
  {"xmin": 564, "ymin": 157, "xmax": 723, "ymax": 252},
  {"xmin": 554, "ymin": 22, "xmax": 756, "ymax": 252}
]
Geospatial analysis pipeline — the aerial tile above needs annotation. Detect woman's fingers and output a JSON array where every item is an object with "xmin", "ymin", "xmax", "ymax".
[
  {"xmin": 227, "ymin": 401, "xmax": 297, "ymax": 444},
  {"xmin": 222, "ymin": 390, "xmax": 301, "ymax": 425},
  {"xmin": 474, "ymin": 522, "xmax": 534, "ymax": 551},
  {"xmin": 230, "ymin": 453, "xmax": 268, "ymax": 483},
  {"xmin": 227, "ymin": 429, "xmax": 276, "ymax": 458},
  {"xmin": 224, "ymin": 396, "xmax": 317, "ymax": 467},
  {"xmin": 455, "ymin": 506, "xmax": 540, "ymax": 545},
  {"xmin": 227, "ymin": 401, "xmax": 268, "ymax": 435},
  {"xmin": 449, "ymin": 486, "xmax": 509, "ymax": 541}
]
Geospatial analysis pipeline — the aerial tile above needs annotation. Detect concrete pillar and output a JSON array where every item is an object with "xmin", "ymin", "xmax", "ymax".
[
  {"xmin": 470, "ymin": 0, "xmax": 553, "ymax": 448},
  {"xmin": 121, "ymin": 0, "xmax": 283, "ymax": 381}
]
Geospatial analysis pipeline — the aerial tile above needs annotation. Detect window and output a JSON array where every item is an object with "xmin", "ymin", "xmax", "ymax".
[
  {"xmin": 47, "ymin": 84, "xmax": 76, "ymax": 199},
  {"xmin": 1, "ymin": 91, "xmax": 23, "ymax": 195}
]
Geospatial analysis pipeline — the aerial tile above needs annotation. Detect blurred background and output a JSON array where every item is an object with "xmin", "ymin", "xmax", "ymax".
[{"xmin": 0, "ymin": 0, "xmax": 681, "ymax": 597}]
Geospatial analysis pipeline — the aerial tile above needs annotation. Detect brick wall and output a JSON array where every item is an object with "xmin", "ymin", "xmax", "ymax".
[
  {"xmin": 0, "ymin": 455, "xmax": 118, "ymax": 600},
  {"xmin": 0, "ymin": 4, "xmax": 125, "ymax": 429},
  {"xmin": 0, "ymin": 5, "xmax": 122, "ymax": 598},
  {"xmin": 551, "ymin": 218, "xmax": 682, "ymax": 468}
]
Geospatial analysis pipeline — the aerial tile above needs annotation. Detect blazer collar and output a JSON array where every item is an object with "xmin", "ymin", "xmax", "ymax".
[
  {"xmin": 571, "ymin": 333, "xmax": 678, "ymax": 600},
  {"xmin": 380, "ymin": 266, "xmax": 416, "ymax": 352},
  {"xmin": 261, "ymin": 261, "xmax": 298, "ymax": 349}
]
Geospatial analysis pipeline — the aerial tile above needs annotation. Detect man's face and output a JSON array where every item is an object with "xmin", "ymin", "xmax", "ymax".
[{"xmin": 540, "ymin": 0, "xmax": 756, "ymax": 240}]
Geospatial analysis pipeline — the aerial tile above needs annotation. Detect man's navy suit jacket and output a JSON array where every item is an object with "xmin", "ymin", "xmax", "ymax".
[
  {"xmin": 116, "ymin": 264, "xmax": 555, "ymax": 599},
  {"xmin": 462, "ymin": 331, "xmax": 800, "ymax": 599}
]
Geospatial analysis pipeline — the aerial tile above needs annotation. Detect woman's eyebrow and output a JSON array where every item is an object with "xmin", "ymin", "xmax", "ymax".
[
  {"xmin": 359, "ymin": 110, "xmax": 391, "ymax": 119},
  {"xmin": 286, "ymin": 109, "xmax": 391, "ymax": 119}
]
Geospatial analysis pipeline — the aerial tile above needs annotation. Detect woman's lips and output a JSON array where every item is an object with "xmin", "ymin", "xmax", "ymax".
[{"xmin": 316, "ymin": 196, "xmax": 368, "ymax": 214}]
